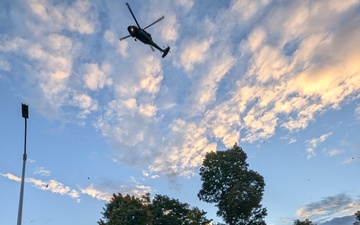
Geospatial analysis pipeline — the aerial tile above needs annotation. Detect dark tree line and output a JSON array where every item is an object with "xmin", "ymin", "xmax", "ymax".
[
  {"xmin": 98, "ymin": 143, "xmax": 267, "ymax": 225},
  {"xmin": 293, "ymin": 219, "xmax": 316, "ymax": 225},
  {"xmin": 98, "ymin": 193, "xmax": 211, "ymax": 225},
  {"xmin": 354, "ymin": 211, "xmax": 360, "ymax": 225}
]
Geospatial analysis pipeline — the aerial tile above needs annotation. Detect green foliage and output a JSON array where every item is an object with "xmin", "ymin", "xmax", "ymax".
[
  {"xmin": 293, "ymin": 219, "xmax": 316, "ymax": 225},
  {"xmin": 355, "ymin": 211, "xmax": 360, "ymax": 225},
  {"xmin": 197, "ymin": 144, "xmax": 267, "ymax": 225},
  {"xmin": 98, "ymin": 193, "xmax": 212, "ymax": 225},
  {"xmin": 151, "ymin": 194, "xmax": 211, "ymax": 225},
  {"xmin": 98, "ymin": 193, "xmax": 150, "ymax": 225}
]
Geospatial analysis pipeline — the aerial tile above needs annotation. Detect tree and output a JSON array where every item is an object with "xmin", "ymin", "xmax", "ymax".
[
  {"xmin": 98, "ymin": 193, "xmax": 150, "ymax": 225},
  {"xmin": 98, "ymin": 193, "xmax": 212, "ymax": 225},
  {"xmin": 151, "ymin": 194, "xmax": 211, "ymax": 225},
  {"xmin": 293, "ymin": 219, "xmax": 316, "ymax": 225},
  {"xmin": 354, "ymin": 211, "xmax": 360, "ymax": 225},
  {"xmin": 198, "ymin": 143, "xmax": 267, "ymax": 225}
]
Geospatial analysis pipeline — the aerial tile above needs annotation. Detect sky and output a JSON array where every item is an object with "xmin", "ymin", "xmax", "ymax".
[{"xmin": 0, "ymin": 0, "xmax": 360, "ymax": 224}]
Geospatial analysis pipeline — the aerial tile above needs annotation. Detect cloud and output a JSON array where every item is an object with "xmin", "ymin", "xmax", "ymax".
[
  {"xmin": 142, "ymin": 170, "xmax": 159, "ymax": 179},
  {"xmin": 27, "ymin": 0, "xmax": 98, "ymax": 34},
  {"xmin": 178, "ymin": 38, "xmax": 213, "ymax": 72},
  {"xmin": 327, "ymin": 149, "xmax": 344, "ymax": 157},
  {"xmin": 80, "ymin": 184, "xmax": 112, "ymax": 201},
  {"xmin": 0, "ymin": 56, "xmax": 10, "ymax": 71},
  {"xmin": 33, "ymin": 167, "xmax": 51, "ymax": 176},
  {"xmin": 87, "ymin": 0, "xmax": 360, "ymax": 175},
  {"xmin": 355, "ymin": 105, "xmax": 360, "ymax": 121},
  {"xmin": 342, "ymin": 157, "xmax": 356, "ymax": 165},
  {"xmin": 1, "ymin": 172, "xmax": 154, "ymax": 203},
  {"xmin": 230, "ymin": 0, "xmax": 270, "ymax": 22},
  {"xmin": 305, "ymin": 132, "xmax": 332, "ymax": 159},
  {"xmin": 1, "ymin": 173, "xmax": 80, "ymax": 201},
  {"xmin": 177, "ymin": 0, "xmax": 194, "ymax": 9},
  {"xmin": 0, "ymin": 173, "xmax": 21, "ymax": 182},
  {"xmin": 2, "ymin": 0, "xmax": 360, "ymax": 178},
  {"xmin": 319, "ymin": 215, "xmax": 356, "ymax": 225},
  {"xmin": 82, "ymin": 176, "xmax": 156, "ymax": 201},
  {"xmin": 70, "ymin": 93, "xmax": 98, "ymax": 120},
  {"xmin": 296, "ymin": 194, "xmax": 360, "ymax": 223},
  {"xmin": 83, "ymin": 63, "xmax": 113, "ymax": 91}
]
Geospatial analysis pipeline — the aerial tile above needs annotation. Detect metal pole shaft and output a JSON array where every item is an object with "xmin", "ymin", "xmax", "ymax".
[{"xmin": 17, "ymin": 117, "xmax": 27, "ymax": 225}]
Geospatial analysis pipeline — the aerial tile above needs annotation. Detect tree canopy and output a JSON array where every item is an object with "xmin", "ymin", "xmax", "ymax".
[
  {"xmin": 354, "ymin": 211, "xmax": 360, "ymax": 225},
  {"xmin": 98, "ymin": 193, "xmax": 150, "ymax": 225},
  {"xmin": 293, "ymin": 219, "xmax": 316, "ymax": 225},
  {"xmin": 197, "ymin": 143, "xmax": 267, "ymax": 225},
  {"xmin": 98, "ymin": 193, "xmax": 212, "ymax": 225}
]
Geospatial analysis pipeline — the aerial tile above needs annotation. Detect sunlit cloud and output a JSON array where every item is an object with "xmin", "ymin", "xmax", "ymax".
[
  {"xmin": 231, "ymin": 0, "xmax": 270, "ymax": 22},
  {"xmin": 0, "ymin": 173, "xmax": 21, "ymax": 182},
  {"xmin": 80, "ymin": 184, "xmax": 112, "ymax": 201},
  {"xmin": 0, "ymin": 173, "xmax": 80, "ymax": 201},
  {"xmin": 27, "ymin": 0, "xmax": 98, "ymax": 34},
  {"xmin": 178, "ymin": 38, "xmax": 213, "ymax": 72},
  {"xmin": 1, "ymin": 0, "xmax": 360, "ymax": 179},
  {"xmin": 83, "ymin": 63, "xmax": 113, "ymax": 91},
  {"xmin": 142, "ymin": 170, "xmax": 159, "ymax": 179}
]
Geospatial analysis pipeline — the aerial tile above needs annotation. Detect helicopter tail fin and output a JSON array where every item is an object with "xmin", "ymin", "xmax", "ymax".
[{"xmin": 162, "ymin": 47, "xmax": 170, "ymax": 58}]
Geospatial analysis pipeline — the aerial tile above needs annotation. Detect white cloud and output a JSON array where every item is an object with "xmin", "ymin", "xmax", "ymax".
[
  {"xmin": 83, "ymin": 63, "xmax": 113, "ymax": 91},
  {"xmin": 305, "ymin": 132, "xmax": 332, "ymax": 159},
  {"xmin": 2, "ymin": 0, "xmax": 360, "ymax": 179},
  {"xmin": 342, "ymin": 157, "xmax": 356, "ymax": 165},
  {"xmin": 0, "ymin": 56, "xmax": 11, "ymax": 71},
  {"xmin": 177, "ymin": 0, "xmax": 194, "ymax": 9},
  {"xmin": 178, "ymin": 38, "xmax": 213, "ymax": 72},
  {"xmin": 139, "ymin": 56, "xmax": 163, "ymax": 94},
  {"xmin": 231, "ymin": 0, "xmax": 270, "ymax": 21},
  {"xmin": 1, "ymin": 173, "xmax": 80, "ymax": 201},
  {"xmin": 327, "ymin": 149, "xmax": 344, "ymax": 157},
  {"xmin": 296, "ymin": 194, "xmax": 360, "ymax": 223},
  {"xmin": 139, "ymin": 104, "xmax": 157, "ymax": 117},
  {"xmin": 142, "ymin": 170, "xmax": 159, "ymax": 179},
  {"xmin": 80, "ymin": 184, "xmax": 112, "ymax": 201},
  {"xmin": 33, "ymin": 167, "xmax": 51, "ymax": 176},
  {"xmin": 27, "ymin": 0, "xmax": 98, "ymax": 34},
  {"xmin": 355, "ymin": 105, "xmax": 360, "ymax": 121},
  {"xmin": 161, "ymin": 13, "xmax": 179, "ymax": 42},
  {"xmin": 71, "ymin": 93, "xmax": 98, "ymax": 120},
  {"xmin": 0, "ymin": 173, "xmax": 21, "ymax": 182}
]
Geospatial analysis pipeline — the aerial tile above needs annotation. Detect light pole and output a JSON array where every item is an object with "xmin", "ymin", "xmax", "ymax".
[{"xmin": 17, "ymin": 103, "xmax": 28, "ymax": 225}]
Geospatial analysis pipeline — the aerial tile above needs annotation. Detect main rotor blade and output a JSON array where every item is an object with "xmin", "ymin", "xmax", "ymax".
[
  {"xmin": 143, "ymin": 16, "xmax": 164, "ymax": 30},
  {"xmin": 126, "ymin": 2, "xmax": 141, "ymax": 28},
  {"xmin": 119, "ymin": 34, "xmax": 131, "ymax": 41}
]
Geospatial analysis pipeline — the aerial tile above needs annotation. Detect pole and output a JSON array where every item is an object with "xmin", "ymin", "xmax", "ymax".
[{"xmin": 17, "ymin": 104, "xmax": 28, "ymax": 225}]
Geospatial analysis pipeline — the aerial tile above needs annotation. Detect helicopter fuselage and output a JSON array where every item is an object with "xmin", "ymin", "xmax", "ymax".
[{"xmin": 127, "ymin": 26, "xmax": 153, "ymax": 45}]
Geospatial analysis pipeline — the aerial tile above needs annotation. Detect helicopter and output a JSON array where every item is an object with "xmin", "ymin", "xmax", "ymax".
[{"xmin": 119, "ymin": 2, "xmax": 170, "ymax": 58}]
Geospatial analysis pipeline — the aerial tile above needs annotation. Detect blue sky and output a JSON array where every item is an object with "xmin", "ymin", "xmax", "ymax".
[{"xmin": 1, "ymin": 0, "xmax": 360, "ymax": 224}]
